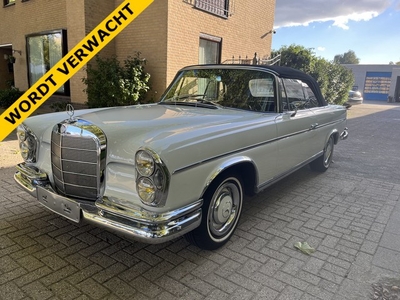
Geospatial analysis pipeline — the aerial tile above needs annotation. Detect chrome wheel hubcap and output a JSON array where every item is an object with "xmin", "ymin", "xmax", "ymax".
[
  {"xmin": 208, "ymin": 179, "xmax": 241, "ymax": 238},
  {"xmin": 213, "ymin": 192, "xmax": 233, "ymax": 224}
]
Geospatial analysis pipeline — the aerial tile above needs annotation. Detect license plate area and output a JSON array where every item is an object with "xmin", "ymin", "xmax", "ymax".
[{"xmin": 37, "ymin": 186, "xmax": 81, "ymax": 223}]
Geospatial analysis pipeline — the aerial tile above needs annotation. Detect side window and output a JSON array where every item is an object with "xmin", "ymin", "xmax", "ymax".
[
  {"xmin": 278, "ymin": 78, "xmax": 289, "ymax": 112},
  {"xmin": 282, "ymin": 78, "xmax": 320, "ymax": 110},
  {"xmin": 221, "ymin": 70, "xmax": 276, "ymax": 112},
  {"xmin": 246, "ymin": 75, "xmax": 277, "ymax": 112}
]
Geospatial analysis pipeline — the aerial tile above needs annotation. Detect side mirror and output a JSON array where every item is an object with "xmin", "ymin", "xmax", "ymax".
[{"xmin": 291, "ymin": 105, "xmax": 298, "ymax": 117}]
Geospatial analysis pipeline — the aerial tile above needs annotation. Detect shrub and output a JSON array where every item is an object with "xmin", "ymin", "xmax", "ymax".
[
  {"xmin": 272, "ymin": 44, "xmax": 354, "ymax": 105},
  {"xmin": 50, "ymin": 101, "xmax": 69, "ymax": 112},
  {"xmin": 82, "ymin": 52, "xmax": 151, "ymax": 108},
  {"xmin": 0, "ymin": 88, "xmax": 24, "ymax": 108}
]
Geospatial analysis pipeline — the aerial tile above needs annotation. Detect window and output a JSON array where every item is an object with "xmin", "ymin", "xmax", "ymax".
[
  {"xmin": 3, "ymin": 0, "xmax": 15, "ymax": 6},
  {"xmin": 199, "ymin": 34, "xmax": 221, "ymax": 64},
  {"xmin": 195, "ymin": 0, "xmax": 230, "ymax": 17},
  {"xmin": 282, "ymin": 78, "xmax": 319, "ymax": 111},
  {"xmin": 26, "ymin": 30, "xmax": 69, "ymax": 95}
]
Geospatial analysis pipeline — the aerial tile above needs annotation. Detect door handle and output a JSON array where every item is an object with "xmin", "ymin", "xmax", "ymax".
[{"xmin": 310, "ymin": 123, "xmax": 318, "ymax": 129}]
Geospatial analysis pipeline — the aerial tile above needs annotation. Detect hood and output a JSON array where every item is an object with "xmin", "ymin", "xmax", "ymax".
[{"xmin": 25, "ymin": 103, "xmax": 276, "ymax": 170}]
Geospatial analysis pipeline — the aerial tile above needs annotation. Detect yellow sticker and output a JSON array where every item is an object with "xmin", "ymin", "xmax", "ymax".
[{"xmin": 0, "ymin": 0, "xmax": 153, "ymax": 141}]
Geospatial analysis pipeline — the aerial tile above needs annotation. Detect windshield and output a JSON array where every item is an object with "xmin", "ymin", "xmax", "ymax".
[{"xmin": 160, "ymin": 68, "xmax": 277, "ymax": 112}]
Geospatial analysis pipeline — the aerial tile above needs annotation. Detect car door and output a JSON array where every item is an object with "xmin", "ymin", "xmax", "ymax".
[
  {"xmin": 310, "ymin": 105, "xmax": 346, "ymax": 151},
  {"xmin": 274, "ymin": 78, "xmax": 319, "ymax": 175}
]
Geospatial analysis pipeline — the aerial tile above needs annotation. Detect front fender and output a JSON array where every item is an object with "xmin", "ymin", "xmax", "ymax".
[{"xmin": 201, "ymin": 156, "xmax": 258, "ymax": 197}]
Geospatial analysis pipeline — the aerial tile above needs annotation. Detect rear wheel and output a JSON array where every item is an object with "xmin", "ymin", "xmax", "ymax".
[
  {"xmin": 185, "ymin": 173, "xmax": 243, "ymax": 250},
  {"xmin": 310, "ymin": 135, "xmax": 334, "ymax": 172}
]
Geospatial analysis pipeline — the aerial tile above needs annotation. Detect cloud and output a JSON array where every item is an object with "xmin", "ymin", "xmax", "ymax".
[
  {"xmin": 317, "ymin": 47, "xmax": 326, "ymax": 51},
  {"xmin": 274, "ymin": 0, "xmax": 391, "ymax": 29}
]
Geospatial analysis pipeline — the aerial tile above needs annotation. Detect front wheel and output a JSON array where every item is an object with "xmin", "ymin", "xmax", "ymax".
[
  {"xmin": 185, "ymin": 173, "xmax": 243, "ymax": 250},
  {"xmin": 310, "ymin": 135, "xmax": 334, "ymax": 172}
]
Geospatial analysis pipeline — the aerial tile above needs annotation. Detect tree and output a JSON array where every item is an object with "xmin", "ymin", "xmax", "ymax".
[
  {"xmin": 271, "ymin": 45, "xmax": 314, "ymax": 73},
  {"xmin": 273, "ymin": 44, "xmax": 354, "ymax": 105},
  {"xmin": 333, "ymin": 50, "xmax": 360, "ymax": 64}
]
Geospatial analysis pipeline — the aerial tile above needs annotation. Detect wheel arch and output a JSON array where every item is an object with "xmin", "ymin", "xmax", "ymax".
[
  {"xmin": 201, "ymin": 157, "xmax": 258, "ymax": 198},
  {"xmin": 329, "ymin": 129, "xmax": 340, "ymax": 144}
]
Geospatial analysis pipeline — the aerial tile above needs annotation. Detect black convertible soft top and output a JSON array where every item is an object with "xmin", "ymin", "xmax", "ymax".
[
  {"xmin": 181, "ymin": 64, "xmax": 328, "ymax": 106},
  {"xmin": 253, "ymin": 65, "xmax": 328, "ymax": 106}
]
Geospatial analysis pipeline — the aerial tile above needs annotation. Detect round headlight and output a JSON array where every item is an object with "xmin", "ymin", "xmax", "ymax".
[
  {"xmin": 137, "ymin": 177, "xmax": 156, "ymax": 204},
  {"xmin": 20, "ymin": 142, "xmax": 30, "ymax": 160},
  {"xmin": 135, "ymin": 150, "xmax": 155, "ymax": 176},
  {"xmin": 17, "ymin": 126, "xmax": 26, "ymax": 142},
  {"xmin": 16, "ymin": 125, "xmax": 38, "ymax": 162}
]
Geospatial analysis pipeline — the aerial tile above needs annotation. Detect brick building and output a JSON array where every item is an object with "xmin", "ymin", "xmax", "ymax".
[{"xmin": 0, "ymin": 0, "xmax": 276, "ymax": 104}]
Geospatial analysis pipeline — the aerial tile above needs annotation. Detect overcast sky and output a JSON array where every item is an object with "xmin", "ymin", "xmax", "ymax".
[{"xmin": 272, "ymin": 0, "xmax": 400, "ymax": 64}]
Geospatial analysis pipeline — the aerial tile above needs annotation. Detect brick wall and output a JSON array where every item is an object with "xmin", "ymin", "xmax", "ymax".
[
  {"xmin": 115, "ymin": 0, "xmax": 276, "ymax": 100},
  {"xmin": 0, "ymin": 0, "xmax": 118, "ymax": 104},
  {"xmin": 66, "ymin": 0, "xmax": 116, "ymax": 104},
  {"xmin": 0, "ymin": 0, "xmax": 276, "ymax": 105},
  {"xmin": 115, "ymin": 0, "xmax": 169, "ymax": 102},
  {"xmin": 0, "ymin": 0, "xmax": 67, "ymax": 91},
  {"xmin": 166, "ymin": 0, "xmax": 276, "ymax": 85}
]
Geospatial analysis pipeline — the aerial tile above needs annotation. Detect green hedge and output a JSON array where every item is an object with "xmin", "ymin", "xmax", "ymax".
[
  {"xmin": 82, "ymin": 52, "xmax": 151, "ymax": 108},
  {"xmin": 0, "ymin": 88, "xmax": 24, "ymax": 108}
]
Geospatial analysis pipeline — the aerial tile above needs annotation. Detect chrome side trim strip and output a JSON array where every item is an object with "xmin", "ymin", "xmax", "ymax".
[
  {"xmin": 173, "ymin": 128, "xmax": 309, "ymax": 175},
  {"xmin": 173, "ymin": 116, "xmax": 346, "ymax": 175},
  {"xmin": 313, "ymin": 118, "xmax": 346, "ymax": 130}
]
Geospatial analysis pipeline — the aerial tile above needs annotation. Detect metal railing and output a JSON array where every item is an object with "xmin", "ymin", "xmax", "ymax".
[
  {"xmin": 222, "ymin": 53, "xmax": 281, "ymax": 66},
  {"xmin": 183, "ymin": 0, "xmax": 235, "ymax": 17}
]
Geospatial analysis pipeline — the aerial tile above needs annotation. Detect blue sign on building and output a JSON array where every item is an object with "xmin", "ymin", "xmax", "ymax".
[{"xmin": 364, "ymin": 72, "xmax": 392, "ymax": 101}]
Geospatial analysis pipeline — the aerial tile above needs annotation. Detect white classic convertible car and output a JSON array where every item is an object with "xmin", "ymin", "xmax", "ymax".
[{"xmin": 15, "ymin": 64, "xmax": 348, "ymax": 250}]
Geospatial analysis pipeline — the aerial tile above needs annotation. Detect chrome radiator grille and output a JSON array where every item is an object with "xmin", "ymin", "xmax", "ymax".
[{"xmin": 51, "ymin": 120, "xmax": 106, "ymax": 201}]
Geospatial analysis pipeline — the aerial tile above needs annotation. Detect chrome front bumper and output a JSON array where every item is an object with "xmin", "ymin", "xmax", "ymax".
[{"xmin": 14, "ymin": 163, "xmax": 202, "ymax": 244}]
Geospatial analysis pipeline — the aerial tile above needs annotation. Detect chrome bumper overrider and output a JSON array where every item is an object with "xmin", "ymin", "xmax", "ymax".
[
  {"xmin": 340, "ymin": 127, "xmax": 349, "ymax": 140},
  {"xmin": 14, "ymin": 163, "xmax": 202, "ymax": 244}
]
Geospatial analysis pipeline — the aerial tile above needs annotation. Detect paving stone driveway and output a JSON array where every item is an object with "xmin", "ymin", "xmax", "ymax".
[{"xmin": 1, "ymin": 102, "xmax": 400, "ymax": 300}]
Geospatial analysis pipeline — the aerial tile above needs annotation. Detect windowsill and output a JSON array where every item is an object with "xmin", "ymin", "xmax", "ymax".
[{"xmin": 3, "ymin": 3, "xmax": 16, "ymax": 7}]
